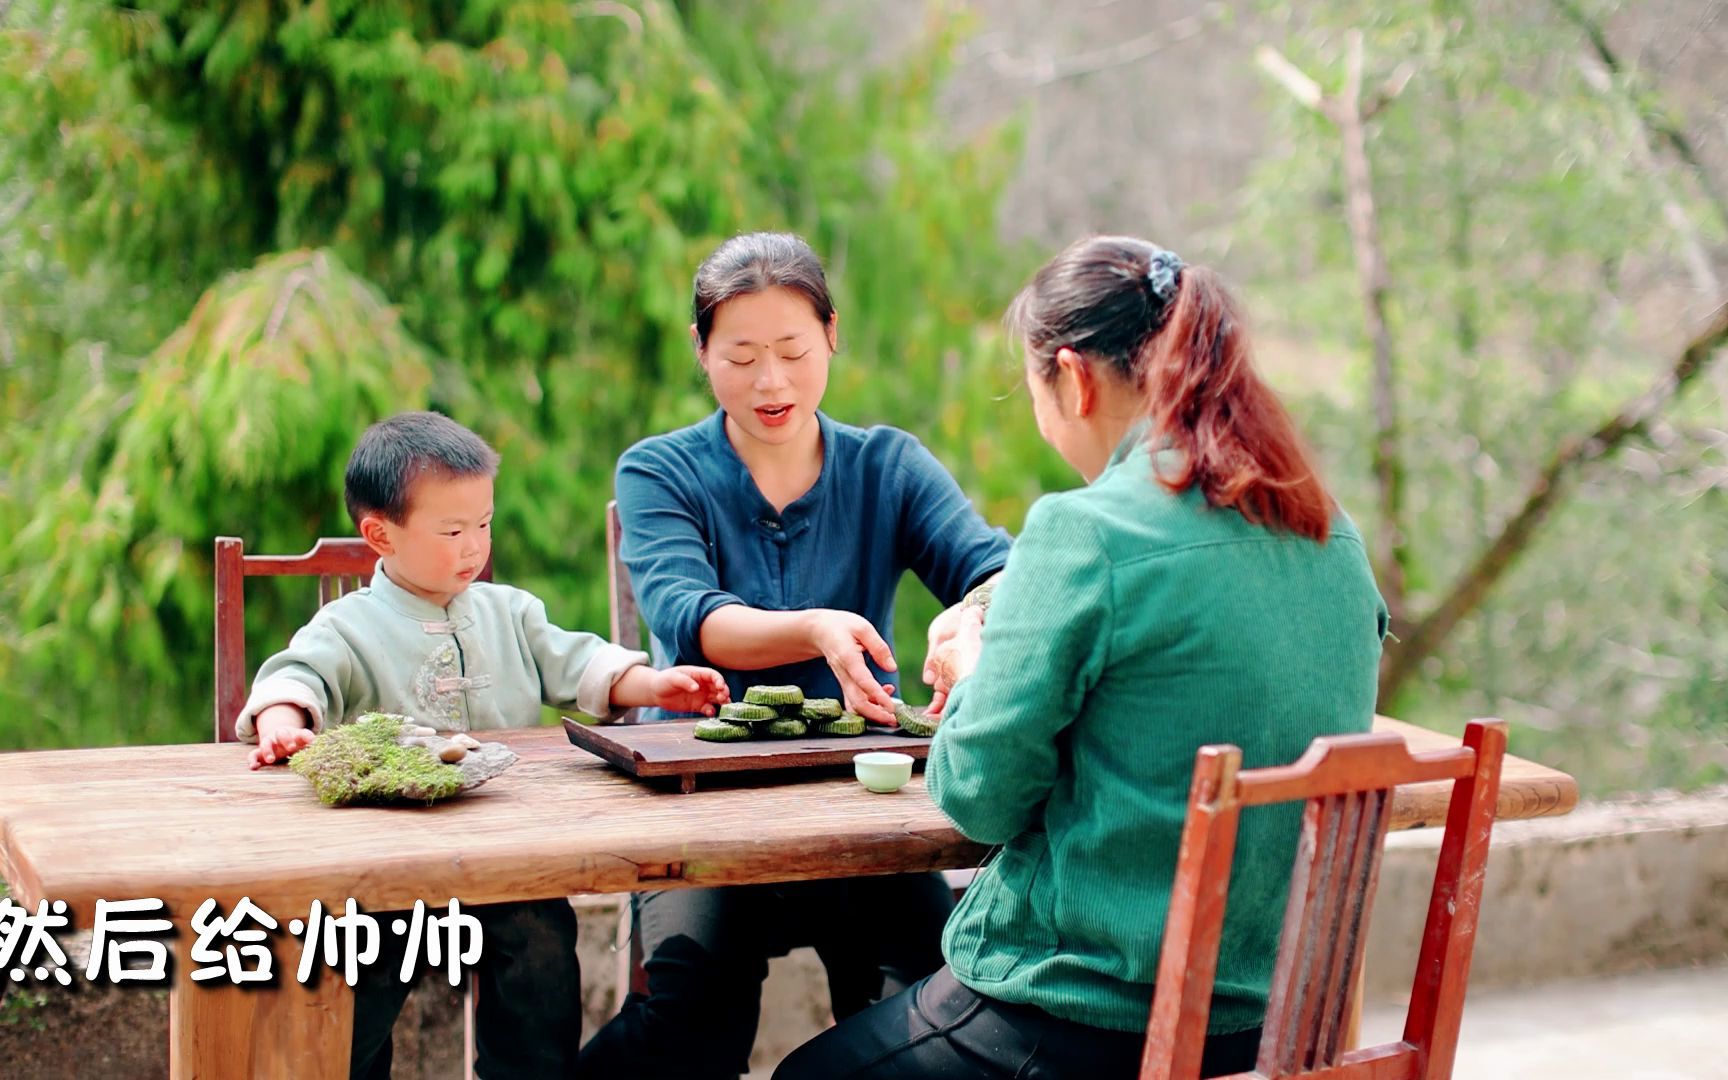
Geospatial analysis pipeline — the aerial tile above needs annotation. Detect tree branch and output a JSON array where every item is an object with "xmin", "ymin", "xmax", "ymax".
[
  {"xmin": 571, "ymin": 1, "xmax": 644, "ymax": 37},
  {"xmin": 1254, "ymin": 45, "xmax": 1325, "ymax": 114},
  {"xmin": 986, "ymin": 11, "xmax": 1216, "ymax": 88},
  {"xmin": 1361, "ymin": 62, "xmax": 1415, "ymax": 121},
  {"xmin": 1567, "ymin": 23, "xmax": 1719, "ymax": 293},
  {"xmin": 1258, "ymin": 36, "xmax": 1412, "ymax": 628},
  {"xmin": 1379, "ymin": 302, "xmax": 1728, "ymax": 702},
  {"xmin": 1550, "ymin": 0, "xmax": 1728, "ymax": 230}
]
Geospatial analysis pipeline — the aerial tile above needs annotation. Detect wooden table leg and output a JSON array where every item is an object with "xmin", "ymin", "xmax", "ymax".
[{"xmin": 169, "ymin": 928, "xmax": 353, "ymax": 1079}]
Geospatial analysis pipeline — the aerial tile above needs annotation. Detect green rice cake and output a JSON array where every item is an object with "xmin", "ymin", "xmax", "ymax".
[
  {"xmin": 895, "ymin": 702, "xmax": 938, "ymax": 737},
  {"xmin": 799, "ymin": 698, "xmax": 844, "ymax": 720},
  {"xmin": 812, "ymin": 715, "xmax": 866, "ymax": 737},
  {"xmin": 693, "ymin": 718, "xmax": 754, "ymax": 742},
  {"xmin": 744, "ymin": 685, "xmax": 804, "ymax": 707}
]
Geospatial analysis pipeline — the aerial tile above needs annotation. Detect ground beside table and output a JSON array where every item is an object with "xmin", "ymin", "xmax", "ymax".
[{"xmin": 0, "ymin": 715, "xmax": 1576, "ymax": 1079}]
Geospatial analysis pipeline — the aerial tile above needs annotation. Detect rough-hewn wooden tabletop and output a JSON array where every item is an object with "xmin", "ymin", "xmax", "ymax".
[{"xmin": 0, "ymin": 716, "xmax": 1576, "ymax": 926}]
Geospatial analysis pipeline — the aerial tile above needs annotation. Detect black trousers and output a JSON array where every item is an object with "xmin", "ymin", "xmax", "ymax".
[
  {"xmin": 578, "ymin": 872, "xmax": 956, "ymax": 1080},
  {"xmin": 773, "ymin": 965, "xmax": 1262, "ymax": 1080},
  {"xmin": 350, "ymin": 897, "xmax": 582, "ymax": 1080}
]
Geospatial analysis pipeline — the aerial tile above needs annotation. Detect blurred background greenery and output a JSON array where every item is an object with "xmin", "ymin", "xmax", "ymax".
[{"xmin": 0, "ymin": 0, "xmax": 1722, "ymax": 796}]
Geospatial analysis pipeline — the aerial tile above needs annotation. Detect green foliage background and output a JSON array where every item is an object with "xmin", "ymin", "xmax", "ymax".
[
  {"xmin": 0, "ymin": 0, "xmax": 1062, "ymax": 750},
  {"xmin": 1238, "ymin": 0, "xmax": 1728, "ymax": 792},
  {"xmin": 0, "ymin": 0, "xmax": 1722, "ymax": 795}
]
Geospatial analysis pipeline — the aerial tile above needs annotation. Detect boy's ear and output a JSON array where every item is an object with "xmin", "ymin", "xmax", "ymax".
[{"xmin": 358, "ymin": 514, "xmax": 394, "ymax": 556}]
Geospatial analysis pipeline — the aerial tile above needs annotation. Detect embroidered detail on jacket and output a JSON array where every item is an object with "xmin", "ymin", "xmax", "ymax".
[
  {"xmin": 413, "ymin": 643, "xmax": 464, "ymax": 725},
  {"xmin": 432, "ymin": 674, "xmax": 494, "ymax": 694}
]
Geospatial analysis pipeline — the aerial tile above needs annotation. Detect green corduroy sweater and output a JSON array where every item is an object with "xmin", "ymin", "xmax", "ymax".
[{"xmin": 929, "ymin": 428, "xmax": 1389, "ymax": 1035}]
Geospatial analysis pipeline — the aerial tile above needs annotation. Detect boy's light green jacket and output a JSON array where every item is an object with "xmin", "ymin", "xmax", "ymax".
[{"xmin": 238, "ymin": 562, "xmax": 646, "ymax": 739}]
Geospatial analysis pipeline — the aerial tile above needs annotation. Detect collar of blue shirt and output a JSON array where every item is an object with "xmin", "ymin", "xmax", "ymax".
[{"xmin": 705, "ymin": 407, "xmax": 836, "ymax": 537}]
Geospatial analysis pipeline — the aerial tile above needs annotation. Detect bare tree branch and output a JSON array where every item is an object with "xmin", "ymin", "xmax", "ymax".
[
  {"xmin": 1550, "ymin": 0, "xmax": 1728, "ymax": 230},
  {"xmin": 987, "ymin": 10, "xmax": 1216, "ymax": 88},
  {"xmin": 1570, "ymin": 30, "xmax": 1719, "ymax": 294},
  {"xmin": 1258, "ymin": 37, "xmax": 1412, "ymax": 629},
  {"xmin": 0, "ymin": 190, "xmax": 31, "ymax": 232},
  {"xmin": 1254, "ymin": 45, "xmax": 1325, "ymax": 113},
  {"xmin": 571, "ymin": 1, "xmax": 644, "ymax": 37},
  {"xmin": 1361, "ymin": 62, "xmax": 1415, "ymax": 121},
  {"xmin": 1379, "ymin": 302, "xmax": 1728, "ymax": 702}
]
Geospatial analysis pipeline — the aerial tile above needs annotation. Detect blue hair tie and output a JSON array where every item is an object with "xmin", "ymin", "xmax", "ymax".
[{"xmin": 1146, "ymin": 248, "xmax": 1184, "ymax": 305}]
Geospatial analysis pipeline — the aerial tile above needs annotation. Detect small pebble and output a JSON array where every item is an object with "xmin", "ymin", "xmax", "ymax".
[
  {"xmin": 451, "ymin": 733, "xmax": 481, "ymax": 749},
  {"xmin": 438, "ymin": 744, "xmax": 467, "ymax": 763},
  {"xmin": 409, "ymin": 725, "xmax": 437, "ymax": 737}
]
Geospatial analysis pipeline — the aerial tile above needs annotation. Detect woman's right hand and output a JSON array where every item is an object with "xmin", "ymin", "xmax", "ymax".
[{"xmin": 806, "ymin": 609, "xmax": 900, "ymax": 725}]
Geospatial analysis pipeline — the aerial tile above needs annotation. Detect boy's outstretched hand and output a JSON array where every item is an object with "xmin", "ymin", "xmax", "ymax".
[
  {"xmin": 248, "ymin": 705, "xmax": 316, "ymax": 769},
  {"xmin": 613, "ymin": 664, "xmax": 731, "ymax": 716}
]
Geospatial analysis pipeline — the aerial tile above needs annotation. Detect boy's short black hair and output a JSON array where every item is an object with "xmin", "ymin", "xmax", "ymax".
[{"xmin": 345, "ymin": 411, "xmax": 500, "ymax": 527}]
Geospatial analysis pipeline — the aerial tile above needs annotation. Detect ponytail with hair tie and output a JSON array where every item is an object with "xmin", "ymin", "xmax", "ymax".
[{"xmin": 1010, "ymin": 235, "xmax": 1333, "ymax": 543}]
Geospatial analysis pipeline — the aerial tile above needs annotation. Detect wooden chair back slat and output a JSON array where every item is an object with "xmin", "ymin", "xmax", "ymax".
[
  {"xmin": 1140, "ymin": 719, "xmax": 1508, "ymax": 1080},
  {"xmin": 606, "ymin": 500, "xmax": 641, "ymax": 652},
  {"xmin": 605, "ymin": 500, "xmax": 645, "ymax": 729},
  {"xmin": 212, "ymin": 535, "xmax": 493, "ymax": 742},
  {"xmin": 1260, "ymin": 787, "xmax": 1392, "ymax": 1075}
]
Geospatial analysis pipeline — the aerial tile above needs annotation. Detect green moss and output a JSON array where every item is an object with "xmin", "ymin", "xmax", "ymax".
[{"xmin": 288, "ymin": 713, "xmax": 462, "ymax": 806}]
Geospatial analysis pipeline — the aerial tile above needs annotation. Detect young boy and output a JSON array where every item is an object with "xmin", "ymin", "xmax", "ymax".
[{"xmin": 238, "ymin": 410, "xmax": 728, "ymax": 1079}]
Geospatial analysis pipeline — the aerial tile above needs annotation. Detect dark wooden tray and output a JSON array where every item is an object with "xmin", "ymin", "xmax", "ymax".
[{"xmin": 562, "ymin": 717, "xmax": 932, "ymax": 792}]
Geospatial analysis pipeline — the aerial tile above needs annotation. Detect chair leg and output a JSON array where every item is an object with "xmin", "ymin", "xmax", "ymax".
[
  {"xmin": 463, "ymin": 973, "xmax": 478, "ymax": 1080},
  {"xmin": 613, "ymin": 894, "xmax": 649, "ymax": 1004}
]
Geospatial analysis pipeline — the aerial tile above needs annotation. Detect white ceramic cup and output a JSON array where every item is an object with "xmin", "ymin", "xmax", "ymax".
[{"xmin": 854, "ymin": 751, "xmax": 915, "ymax": 793}]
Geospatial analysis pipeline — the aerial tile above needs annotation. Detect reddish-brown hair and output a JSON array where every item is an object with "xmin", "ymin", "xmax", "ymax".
[{"xmin": 1008, "ymin": 236, "xmax": 1333, "ymax": 542}]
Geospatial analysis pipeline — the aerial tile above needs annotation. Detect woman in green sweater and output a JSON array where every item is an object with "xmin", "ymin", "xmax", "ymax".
[{"xmin": 775, "ymin": 236, "xmax": 1389, "ymax": 1079}]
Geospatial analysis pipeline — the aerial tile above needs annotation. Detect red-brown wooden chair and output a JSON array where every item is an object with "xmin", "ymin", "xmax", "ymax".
[
  {"xmin": 603, "ymin": 500, "xmax": 655, "ymax": 1002},
  {"xmin": 213, "ymin": 534, "xmax": 492, "ymax": 1077},
  {"xmin": 214, "ymin": 536, "xmax": 380, "ymax": 742},
  {"xmin": 1141, "ymin": 718, "xmax": 1507, "ymax": 1080}
]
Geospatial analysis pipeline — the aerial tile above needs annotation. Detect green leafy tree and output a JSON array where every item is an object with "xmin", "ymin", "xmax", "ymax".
[
  {"xmin": 0, "ymin": 0, "xmax": 1053, "ymax": 748},
  {"xmin": 1240, "ymin": 0, "xmax": 1728, "ymax": 792}
]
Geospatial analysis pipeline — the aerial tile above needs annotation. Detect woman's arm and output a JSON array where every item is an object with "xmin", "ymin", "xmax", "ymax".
[
  {"xmin": 614, "ymin": 447, "xmax": 748, "ymax": 664},
  {"xmin": 699, "ymin": 606, "xmax": 901, "ymax": 723},
  {"xmin": 896, "ymin": 435, "xmax": 1012, "ymax": 605},
  {"xmin": 925, "ymin": 495, "xmax": 1113, "ymax": 844}
]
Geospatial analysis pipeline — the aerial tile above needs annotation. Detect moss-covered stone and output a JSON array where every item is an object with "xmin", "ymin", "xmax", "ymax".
[{"xmin": 289, "ymin": 713, "xmax": 463, "ymax": 806}]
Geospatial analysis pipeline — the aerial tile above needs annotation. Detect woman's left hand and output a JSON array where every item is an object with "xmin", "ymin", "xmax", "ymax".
[{"xmin": 924, "ymin": 606, "xmax": 985, "ymax": 717}]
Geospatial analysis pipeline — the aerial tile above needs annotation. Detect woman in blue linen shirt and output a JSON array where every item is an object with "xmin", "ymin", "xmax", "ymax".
[{"xmin": 577, "ymin": 232, "xmax": 1011, "ymax": 1079}]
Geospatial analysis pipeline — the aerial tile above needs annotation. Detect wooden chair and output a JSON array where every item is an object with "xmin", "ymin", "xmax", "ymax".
[
  {"xmin": 603, "ymin": 500, "xmax": 656, "ymax": 1003},
  {"xmin": 1140, "ymin": 718, "xmax": 1507, "ymax": 1080},
  {"xmin": 212, "ymin": 534, "xmax": 492, "ymax": 1077},
  {"xmin": 213, "ymin": 536, "xmax": 380, "ymax": 742}
]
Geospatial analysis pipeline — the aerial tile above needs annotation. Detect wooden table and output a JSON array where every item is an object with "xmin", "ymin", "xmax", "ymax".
[{"xmin": 0, "ymin": 716, "xmax": 1575, "ymax": 1078}]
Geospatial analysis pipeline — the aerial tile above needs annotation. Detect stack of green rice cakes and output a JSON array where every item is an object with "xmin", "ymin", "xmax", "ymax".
[{"xmin": 693, "ymin": 685, "xmax": 938, "ymax": 742}]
